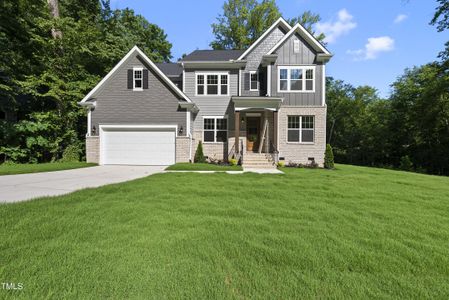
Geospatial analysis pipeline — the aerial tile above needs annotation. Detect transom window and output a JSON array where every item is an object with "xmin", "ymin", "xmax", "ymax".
[
  {"xmin": 204, "ymin": 117, "xmax": 228, "ymax": 143},
  {"xmin": 250, "ymin": 71, "xmax": 258, "ymax": 91},
  {"xmin": 133, "ymin": 68, "xmax": 143, "ymax": 90},
  {"xmin": 278, "ymin": 66, "xmax": 315, "ymax": 92},
  {"xmin": 287, "ymin": 116, "xmax": 314, "ymax": 143},
  {"xmin": 196, "ymin": 73, "xmax": 229, "ymax": 96}
]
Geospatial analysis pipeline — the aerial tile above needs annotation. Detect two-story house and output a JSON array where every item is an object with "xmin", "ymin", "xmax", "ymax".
[{"xmin": 79, "ymin": 18, "xmax": 332, "ymax": 168}]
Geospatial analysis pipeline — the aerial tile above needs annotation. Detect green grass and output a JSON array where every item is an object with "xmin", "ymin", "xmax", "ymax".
[
  {"xmin": 0, "ymin": 162, "xmax": 96, "ymax": 175},
  {"xmin": 1, "ymin": 164, "xmax": 449, "ymax": 299},
  {"xmin": 165, "ymin": 162, "xmax": 243, "ymax": 171}
]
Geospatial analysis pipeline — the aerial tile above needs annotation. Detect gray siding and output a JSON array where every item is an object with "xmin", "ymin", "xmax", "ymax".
[
  {"xmin": 184, "ymin": 68, "xmax": 238, "ymax": 130},
  {"xmin": 241, "ymin": 26, "xmax": 285, "ymax": 97},
  {"xmin": 271, "ymin": 33, "xmax": 323, "ymax": 106},
  {"xmin": 91, "ymin": 54, "xmax": 187, "ymax": 134}
]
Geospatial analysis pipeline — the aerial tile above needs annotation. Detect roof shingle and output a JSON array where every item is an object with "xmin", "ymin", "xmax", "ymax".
[{"xmin": 181, "ymin": 49, "xmax": 246, "ymax": 62}]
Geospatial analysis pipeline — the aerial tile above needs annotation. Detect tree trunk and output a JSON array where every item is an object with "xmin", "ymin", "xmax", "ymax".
[{"xmin": 47, "ymin": 0, "xmax": 62, "ymax": 38}]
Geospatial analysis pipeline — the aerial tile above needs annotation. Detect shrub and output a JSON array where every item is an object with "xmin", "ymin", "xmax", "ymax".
[
  {"xmin": 399, "ymin": 155, "xmax": 413, "ymax": 171},
  {"xmin": 277, "ymin": 161, "xmax": 285, "ymax": 168},
  {"xmin": 324, "ymin": 144, "xmax": 335, "ymax": 169},
  {"xmin": 194, "ymin": 141, "xmax": 206, "ymax": 163},
  {"xmin": 60, "ymin": 144, "xmax": 81, "ymax": 162},
  {"xmin": 229, "ymin": 158, "xmax": 238, "ymax": 166}
]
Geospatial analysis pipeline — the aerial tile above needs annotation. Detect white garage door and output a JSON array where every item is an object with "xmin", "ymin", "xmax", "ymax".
[{"xmin": 101, "ymin": 127, "xmax": 176, "ymax": 165}]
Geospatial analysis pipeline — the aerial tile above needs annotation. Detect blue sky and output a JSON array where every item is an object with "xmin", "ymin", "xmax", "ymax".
[{"xmin": 111, "ymin": 0, "xmax": 446, "ymax": 98}]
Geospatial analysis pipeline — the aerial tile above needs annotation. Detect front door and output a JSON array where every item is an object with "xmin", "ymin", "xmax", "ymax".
[{"xmin": 246, "ymin": 117, "xmax": 260, "ymax": 152}]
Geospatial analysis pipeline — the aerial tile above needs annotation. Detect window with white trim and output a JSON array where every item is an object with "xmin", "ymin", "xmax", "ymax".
[
  {"xmin": 278, "ymin": 66, "xmax": 315, "ymax": 92},
  {"xmin": 196, "ymin": 73, "xmax": 229, "ymax": 96},
  {"xmin": 203, "ymin": 117, "xmax": 228, "ymax": 143},
  {"xmin": 250, "ymin": 71, "xmax": 258, "ymax": 91},
  {"xmin": 287, "ymin": 116, "xmax": 314, "ymax": 143},
  {"xmin": 133, "ymin": 68, "xmax": 143, "ymax": 90}
]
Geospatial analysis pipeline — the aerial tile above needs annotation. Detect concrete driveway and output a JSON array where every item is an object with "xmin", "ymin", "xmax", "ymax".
[{"xmin": 0, "ymin": 165, "xmax": 165, "ymax": 203}]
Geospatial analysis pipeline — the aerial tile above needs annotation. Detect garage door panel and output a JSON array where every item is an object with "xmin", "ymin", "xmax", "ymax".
[{"xmin": 101, "ymin": 128, "xmax": 176, "ymax": 165}]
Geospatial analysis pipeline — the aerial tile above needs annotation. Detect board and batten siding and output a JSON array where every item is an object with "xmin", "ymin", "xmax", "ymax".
[
  {"xmin": 184, "ymin": 68, "xmax": 238, "ymax": 130},
  {"xmin": 90, "ymin": 55, "xmax": 187, "ymax": 134},
  {"xmin": 270, "ymin": 33, "xmax": 323, "ymax": 106},
  {"xmin": 241, "ymin": 26, "xmax": 286, "ymax": 97}
]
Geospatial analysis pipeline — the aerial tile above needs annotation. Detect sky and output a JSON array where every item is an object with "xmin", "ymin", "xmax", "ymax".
[{"xmin": 110, "ymin": 0, "xmax": 447, "ymax": 98}]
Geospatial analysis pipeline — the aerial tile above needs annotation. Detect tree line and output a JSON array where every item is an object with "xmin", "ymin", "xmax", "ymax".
[{"xmin": 1, "ymin": 0, "xmax": 448, "ymax": 175}]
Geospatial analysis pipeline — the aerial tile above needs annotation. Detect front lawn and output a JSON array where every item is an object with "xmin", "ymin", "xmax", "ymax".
[
  {"xmin": 0, "ymin": 162, "xmax": 96, "ymax": 176},
  {"xmin": 165, "ymin": 162, "xmax": 243, "ymax": 171},
  {"xmin": 1, "ymin": 165, "xmax": 449, "ymax": 298}
]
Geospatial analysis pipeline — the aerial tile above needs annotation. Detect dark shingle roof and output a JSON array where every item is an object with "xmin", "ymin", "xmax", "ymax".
[
  {"xmin": 181, "ymin": 49, "xmax": 246, "ymax": 62},
  {"xmin": 155, "ymin": 63, "xmax": 182, "ymax": 77}
]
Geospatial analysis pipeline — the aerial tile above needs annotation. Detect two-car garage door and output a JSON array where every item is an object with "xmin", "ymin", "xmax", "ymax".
[{"xmin": 100, "ymin": 126, "xmax": 176, "ymax": 165}]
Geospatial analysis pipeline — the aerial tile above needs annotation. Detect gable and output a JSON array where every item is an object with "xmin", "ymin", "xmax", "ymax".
[
  {"xmin": 275, "ymin": 32, "xmax": 317, "ymax": 65},
  {"xmin": 80, "ymin": 46, "xmax": 192, "ymax": 104}
]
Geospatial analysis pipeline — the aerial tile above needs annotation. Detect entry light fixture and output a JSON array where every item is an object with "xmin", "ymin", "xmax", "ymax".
[
  {"xmin": 92, "ymin": 125, "xmax": 96, "ymax": 135},
  {"xmin": 179, "ymin": 125, "xmax": 183, "ymax": 135},
  {"xmin": 241, "ymin": 117, "xmax": 245, "ymax": 123}
]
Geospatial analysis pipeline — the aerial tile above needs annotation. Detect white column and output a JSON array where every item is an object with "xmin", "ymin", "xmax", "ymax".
[
  {"xmin": 267, "ymin": 64, "xmax": 271, "ymax": 96},
  {"xmin": 87, "ymin": 108, "xmax": 92, "ymax": 136}
]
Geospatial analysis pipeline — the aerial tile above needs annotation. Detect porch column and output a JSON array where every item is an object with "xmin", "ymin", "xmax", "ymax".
[
  {"xmin": 273, "ymin": 111, "xmax": 278, "ymax": 150},
  {"xmin": 235, "ymin": 111, "xmax": 240, "ymax": 153}
]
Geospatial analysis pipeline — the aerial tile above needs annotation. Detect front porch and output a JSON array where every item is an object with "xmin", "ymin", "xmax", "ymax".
[{"xmin": 229, "ymin": 96, "xmax": 283, "ymax": 165}]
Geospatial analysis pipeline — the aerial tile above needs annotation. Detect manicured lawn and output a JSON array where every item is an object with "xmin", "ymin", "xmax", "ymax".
[
  {"xmin": 166, "ymin": 162, "xmax": 243, "ymax": 171},
  {"xmin": 0, "ymin": 162, "xmax": 96, "ymax": 176},
  {"xmin": 1, "ymin": 165, "xmax": 449, "ymax": 298}
]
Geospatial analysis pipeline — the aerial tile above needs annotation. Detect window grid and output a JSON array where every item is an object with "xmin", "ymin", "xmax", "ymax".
[
  {"xmin": 196, "ymin": 73, "xmax": 229, "ymax": 96},
  {"xmin": 278, "ymin": 66, "xmax": 314, "ymax": 92},
  {"xmin": 250, "ymin": 72, "xmax": 258, "ymax": 91},
  {"xmin": 287, "ymin": 115, "xmax": 314, "ymax": 143},
  {"xmin": 134, "ymin": 69, "xmax": 143, "ymax": 89},
  {"xmin": 204, "ymin": 117, "xmax": 228, "ymax": 143}
]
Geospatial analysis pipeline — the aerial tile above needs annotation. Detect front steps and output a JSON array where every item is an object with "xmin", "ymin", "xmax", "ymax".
[{"xmin": 242, "ymin": 152, "xmax": 276, "ymax": 169}]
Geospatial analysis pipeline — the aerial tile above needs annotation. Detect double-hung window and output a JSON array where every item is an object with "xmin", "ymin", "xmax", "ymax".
[
  {"xmin": 287, "ymin": 116, "xmax": 314, "ymax": 143},
  {"xmin": 278, "ymin": 66, "xmax": 315, "ymax": 92},
  {"xmin": 250, "ymin": 71, "xmax": 258, "ymax": 91},
  {"xmin": 203, "ymin": 117, "xmax": 228, "ymax": 143},
  {"xmin": 133, "ymin": 67, "xmax": 143, "ymax": 90},
  {"xmin": 196, "ymin": 73, "xmax": 229, "ymax": 96}
]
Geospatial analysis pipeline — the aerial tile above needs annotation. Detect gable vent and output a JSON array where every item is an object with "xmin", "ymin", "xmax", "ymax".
[{"xmin": 293, "ymin": 40, "xmax": 300, "ymax": 53}]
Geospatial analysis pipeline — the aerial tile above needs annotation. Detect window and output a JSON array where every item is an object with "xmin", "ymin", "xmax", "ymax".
[
  {"xmin": 203, "ymin": 117, "xmax": 228, "ymax": 143},
  {"xmin": 250, "ymin": 71, "xmax": 258, "ymax": 91},
  {"xmin": 278, "ymin": 66, "xmax": 315, "ymax": 92},
  {"xmin": 196, "ymin": 73, "xmax": 229, "ymax": 96},
  {"xmin": 287, "ymin": 116, "xmax": 314, "ymax": 143},
  {"xmin": 133, "ymin": 68, "xmax": 143, "ymax": 90},
  {"xmin": 293, "ymin": 40, "xmax": 300, "ymax": 53}
]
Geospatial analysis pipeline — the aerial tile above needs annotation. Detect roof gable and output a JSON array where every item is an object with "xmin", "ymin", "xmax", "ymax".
[
  {"xmin": 237, "ymin": 17, "xmax": 292, "ymax": 60},
  {"xmin": 267, "ymin": 23, "xmax": 331, "ymax": 56},
  {"xmin": 80, "ymin": 46, "xmax": 192, "ymax": 103}
]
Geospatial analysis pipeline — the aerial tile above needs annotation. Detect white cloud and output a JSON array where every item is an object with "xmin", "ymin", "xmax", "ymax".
[
  {"xmin": 347, "ymin": 36, "xmax": 395, "ymax": 60},
  {"xmin": 394, "ymin": 14, "xmax": 408, "ymax": 24},
  {"xmin": 315, "ymin": 9, "xmax": 357, "ymax": 44}
]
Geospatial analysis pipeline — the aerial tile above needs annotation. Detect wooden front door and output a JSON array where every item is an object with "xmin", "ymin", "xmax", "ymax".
[{"xmin": 246, "ymin": 117, "xmax": 260, "ymax": 152}]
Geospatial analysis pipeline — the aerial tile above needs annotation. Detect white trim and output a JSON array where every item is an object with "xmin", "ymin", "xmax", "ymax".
[
  {"xmin": 267, "ymin": 23, "xmax": 331, "ymax": 56},
  {"xmin": 133, "ymin": 67, "xmax": 143, "ymax": 91},
  {"xmin": 195, "ymin": 71, "xmax": 230, "ymax": 96},
  {"xmin": 202, "ymin": 116, "xmax": 228, "ymax": 144},
  {"xmin": 80, "ymin": 46, "xmax": 192, "ymax": 103},
  {"xmin": 99, "ymin": 124, "xmax": 178, "ymax": 166},
  {"xmin": 238, "ymin": 69, "xmax": 242, "ymax": 96},
  {"xmin": 249, "ymin": 71, "xmax": 259, "ymax": 91},
  {"xmin": 286, "ymin": 115, "xmax": 315, "ymax": 144},
  {"xmin": 186, "ymin": 111, "xmax": 191, "ymax": 136},
  {"xmin": 237, "ymin": 17, "xmax": 292, "ymax": 60},
  {"xmin": 322, "ymin": 65, "xmax": 326, "ymax": 106},
  {"xmin": 277, "ymin": 65, "xmax": 316, "ymax": 93},
  {"xmin": 267, "ymin": 65, "xmax": 271, "ymax": 96},
  {"xmin": 87, "ymin": 109, "xmax": 92, "ymax": 136},
  {"xmin": 182, "ymin": 66, "xmax": 185, "ymax": 93}
]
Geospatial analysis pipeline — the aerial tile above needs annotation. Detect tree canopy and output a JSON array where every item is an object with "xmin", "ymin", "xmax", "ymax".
[{"xmin": 210, "ymin": 0, "xmax": 324, "ymax": 50}]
